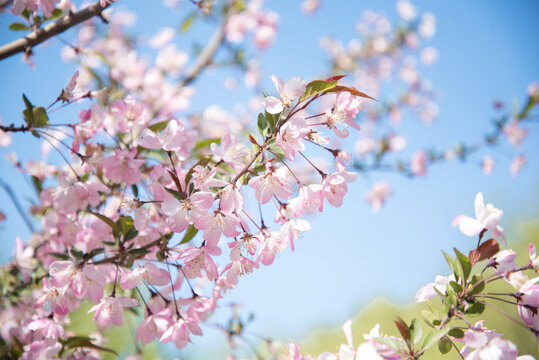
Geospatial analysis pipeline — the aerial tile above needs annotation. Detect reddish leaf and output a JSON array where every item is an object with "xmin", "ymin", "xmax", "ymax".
[
  {"xmin": 325, "ymin": 74, "xmax": 347, "ymax": 82},
  {"xmin": 469, "ymin": 239, "xmax": 499, "ymax": 266},
  {"xmin": 248, "ymin": 133, "xmax": 259, "ymax": 146},
  {"xmin": 330, "ymin": 85, "xmax": 377, "ymax": 101},
  {"xmin": 394, "ymin": 317, "xmax": 410, "ymax": 343}
]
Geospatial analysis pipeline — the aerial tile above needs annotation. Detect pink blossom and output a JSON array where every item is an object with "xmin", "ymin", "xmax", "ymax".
[
  {"xmin": 277, "ymin": 117, "xmax": 309, "ymax": 161},
  {"xmin": 396, "ymin": 0, "xmax": 417, "ymax": 21},
  {"xmin": 324, "ymin": 92, "xmax": 362, "ymax": 138},
  {"xmin": 366, "ymin": 181, "xmax": 392, "ymax": 213},
  {"xmin": 271, "ymin": 75, "xmax": 307, "ymax": 108},
  {"xmin": 179, "ymin": 245, "xmax": 221, "ymax": 280},
  {"xmin": 136, "ymin": 297, "xmax": 173, "ymax": 346},
  {"xmin": 120, "ymin": 262, "xmax": 170, "ymax": 290},
  {"xmin": 482, "ymin": 155, "xmax": 496, "ymax": 175},
  {"xmin": 210, "ymin": 134, "xmax": 250, "ymax": 171},
  {"xmin": 161, "ymin": 191, "xmax": 214, "ymax": 232},
  {"xmin": 529, "ymin": 243, "xmax": 539, "ymax": 268},
  {"xmin": 217, "ymin": 183, "xmax": 244, "ymax": 213},
  {"xmin": 138, "ymin": 119, "xmax": 195, "ymax": 160},
  {"xmin": 88, "ymin": 296, "xmax": 138, "ymax": 327},
  {"xmin": 510, "ymin": 155, "xmax": 526, "ymax": 177},
  {"xmin": 410, "ymin": 150, "xmax": 427, "ymax": 176},
  {"xmin": 248, "ymin": 165, "xmax": 293, "ymax": 204},
  {"xmin": 0, "ymin": 119, "xmax": 12, "ymax": 147},
  {"xmin": 503, "ymin": 120, "xmax": 528, "ymax": 147},
  {"xmin": 452, "ymin": 192, "xmax": 505, "ymax": 241},
  {"xmin": 194, "ymin": 210, "xmax": 241, "ymax": 246},
  {"xmin": 262, "ymin": 95, "xmax": 284, "ymax": 114},
  {"xmin": 27, "ymin": 318, "xmax": 65, "ymax": 339},
  {"xmin": 34, "ymin": 278, "xmax": 79, "ymax": 316},
  {"xmin": 111, "ymin": 95, "xmax": 147, "ymax": 133},
  {"xmin": 49, "ymin": 261, "xmax": 106, "ymax": 302},
  {"xmin": 294, "ymin": 184, "xmax": 323, "ymax": 217},
  {"xmin": 322, "ymin": 173, "xmax": 348, "ymax": 207},
  {"xmin": 517, "ymin": 277, "xmax": 539, "ymax": 332},
  {"xmin": 415, "ymin": 274, "xmax": 455, "ymax": 302},
  {"xmin": 488, "ymin": 250, "xmax": 519, "ymax": 277},
  {"xmin": 160, "ymin": 317, "xmax": 202, "ymax": 349},
  {"xmin": 301, "ymin": 0, "xmax": 320, "ymax": 15},
  {"xmin": 102, "ymin": 148, "xmax": 145, "ymax": 185}
]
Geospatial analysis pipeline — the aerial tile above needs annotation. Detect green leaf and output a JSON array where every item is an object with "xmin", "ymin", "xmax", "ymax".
[
  {"xmin": 131, "ymin": 184, "xmax": 139, "ymax": 198},
  {"xmin": 257, "ymin": 113, "xmax": 268, "ymax": 138},
  {"xmin": 421, "ymin": 328, "xmax": 449, "ymax": 351},
  {"xmin": 193, "ymin": 138, "xmax": 220, "ymax": 151},
  {"xmin": 454, "ymin": 247, "xmax": 471, "ymax": 281},
  {"xmin": 87, "ymin": 211, "xmax": 119, "ymax": 236},
  {"xmin": 438, "ymin": 336, "xmax": 452, "ymax": 354},
  {"xmin": 443, "ymin": 251, "xmax": 461, "ymax": 281},
  {"xmin": 148, "ymin": 120, "xmax": 170, "ymax": 133},
  {"xmin": 265, "ymin": 111, "xmax": 278, "ymax": 131},
  {"xmin": 117, "ymin": 215, "xmax": 134, "ymax": 236},
  {"xmin": 164, "ymin": 187, "xmax": 183, "ymax": 201},
  {"xmin": 9, "ymin": 22, "xmax": 30, "ymax": 31},
  {"xmin": 180, "ymin": 224, "xmax": 198, "ymax": 245},
  {"xmin": 180, "ymin": 11, "xmax": 196, "ymax": 32},
  {"xmin": 421, "ymin": 310, "xmax": 439, "ymax": 328},
  {"xmin": 410, "ymin": 318, "xmax": 423, "ymax": 345},
  {"xmin": 468, "ymin": 275, "xmax": 485, "ymax": 296},
  {"xmin": 70, "ymin": 248, "xmax": 83, "ymax": 259},
  {"xmin": 448, "ymin": 328, "xmax": 465, "ymax": 339},
  {"xmin": 65, "ymin": 338, "xmax": 118, "ymax": 356},
  {"xmin": 49, "ymin": 252, "xmax": 71, "ymax": 261},
  {"xmin": 49, "ymin": 8, "xmax": 63, "ymax": 19},
  {"xmin": 124, "ymin": 228, "xmax": 139, "ymax": 242},
  {"xmin": 465, "ymin": 302, "xmax": 485, "ymax": 316},
  {"xmin": 449, "ymin": 281, "xmax": 463, "ymax": 294},
  {"xmin": 446, "ymin": 283, "xmax": 458, "ymax": 307},
  {"xmin": 299, "ymin": 80, "xmax": 338, "ymax": 102},
  {"xmin": 128, "ymin": 248, "xmax": 150, "ymax": 257},
  {"xmin": 33, "ymin": 107, "xmax": 49, "ymax": 126},
  {"xmin": 31, "ymin": 176, "xmax": 43, "ymax": 194}
]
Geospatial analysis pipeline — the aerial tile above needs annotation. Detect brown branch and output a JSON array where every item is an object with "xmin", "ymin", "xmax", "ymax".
[
  {"xmin": 0, "ymin": 1, "xmax": 112, "ymax": 61},
  {"xmin": 178, "ymin": 14, "xmax": 228, "ymax": 88},
  {"xmin": 0, "ymin": 123, "xmax": 33, "ymax": 132}
]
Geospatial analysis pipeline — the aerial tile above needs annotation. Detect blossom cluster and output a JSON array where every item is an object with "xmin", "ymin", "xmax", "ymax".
[{"xmin": 0, "ymin": 0, "xmax": 537, "ymax": 359}]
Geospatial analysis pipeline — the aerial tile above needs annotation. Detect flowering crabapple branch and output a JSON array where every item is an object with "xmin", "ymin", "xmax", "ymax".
[
  {"xmin": 0, "ymin": 1, "xmax": 112, "ymax": 61},
  {"xmin": 283, "ymin": 193, "xmax": 538, "ymax": 360}
]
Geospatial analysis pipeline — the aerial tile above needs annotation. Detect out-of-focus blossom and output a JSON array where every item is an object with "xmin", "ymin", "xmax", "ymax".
[
  {"xmin": 396, "ymin": 0, "xmax": 417, "ymax": 21},
  {"xmin": 481, "ymin": 155, "xmax": 495, "ymax": 175},
  {"xmin": 301, "ymin": 0, "xmax": 320, "ymax": 15},
  {"xmin": 510, "ymin": 155, "xmax": 526, "ymax": 177},
  {"xmin": 366, "ymin": 181, "xmax": 392, "ymax": 213}
]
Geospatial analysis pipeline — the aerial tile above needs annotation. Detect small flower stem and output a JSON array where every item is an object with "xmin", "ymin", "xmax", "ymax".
[
  {"xmin": 268, "ymin": 149, "xmax": 302, "ymax": 185},
  {"xmin": 165, "ymin": 259, "xmax": 182, "ymax": 318},
  {"xmin": 298, "ymin": 150, "xmax": 326, "ymax": 178},
  {"xmin": 475, "ymin": 299, "xmax": 533, "ymax": 331}
]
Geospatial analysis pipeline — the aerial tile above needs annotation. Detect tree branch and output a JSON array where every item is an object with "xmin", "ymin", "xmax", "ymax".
[
  {"xmin": 0, "ymin": 1, "xmax": 111, "ymax": 61},
  {"xmin": 178, "ymin": 14, "xmax": 228, "ymax": 88}
]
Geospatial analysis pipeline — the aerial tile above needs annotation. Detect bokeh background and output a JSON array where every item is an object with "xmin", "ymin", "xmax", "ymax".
[{"xmin": 1, "ymin": 0, "xmax": 538, "ymax": 358}]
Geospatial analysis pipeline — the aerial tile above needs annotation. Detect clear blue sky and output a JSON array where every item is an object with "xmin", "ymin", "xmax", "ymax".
[{"xmin": 0, "ymin": 0, "xmax": 538, "ymax": 358}]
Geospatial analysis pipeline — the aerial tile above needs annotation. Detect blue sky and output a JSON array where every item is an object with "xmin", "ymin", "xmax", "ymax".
[{"xmin": 1, "ymin": 0, "xmax": 538, "ymax": 357}]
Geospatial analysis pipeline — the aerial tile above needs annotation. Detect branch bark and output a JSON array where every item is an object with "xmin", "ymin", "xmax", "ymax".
[
  {"xmin": 0, "ymin": 1, "xmax": 111, "ymax": 61},
  {"xmin": 178, "ymin": 15, "xmax": 229, "ymax": 88}
]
